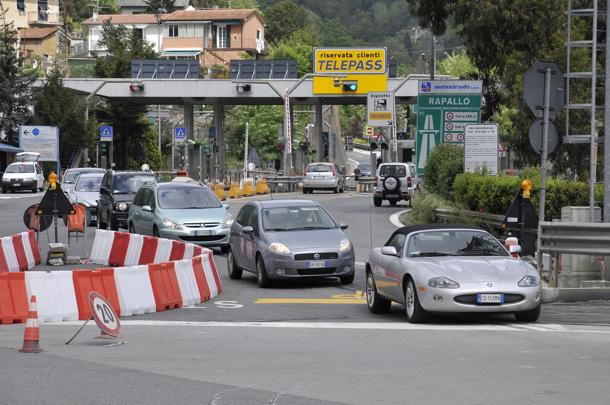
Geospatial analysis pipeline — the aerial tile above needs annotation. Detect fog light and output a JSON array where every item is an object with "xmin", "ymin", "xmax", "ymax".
[
  {"xmin": 535, "ymin": 292, "xmax": 540, "ymax": 301},
  {"xmin": 276, "ymin": 269, "xmax": 286, "ymax": 275},
  {"xmin": 433, "ymin": 295, "xmax": 444, "ymax": 302},
  {"xmin": 344, "ymin": 265, "xmax": 352, "ymax": 272}
]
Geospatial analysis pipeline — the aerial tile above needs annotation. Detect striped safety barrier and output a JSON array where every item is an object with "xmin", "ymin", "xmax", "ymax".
[{"xmin": 0, "ymin": 231, "xmax": 41, "ymax": 273}]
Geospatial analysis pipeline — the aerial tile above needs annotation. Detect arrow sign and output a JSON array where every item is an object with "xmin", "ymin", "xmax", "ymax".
[
  {"xmin": 23, "ymin": 129, "xmax": 30, "ymax": 136},
  {"xmin": 99, "ymin": 126, "xmax": 113, "ymax": 142},
  {"xmin": 175, "ymin": 127, "xmax": 187, "ymax": 142}
]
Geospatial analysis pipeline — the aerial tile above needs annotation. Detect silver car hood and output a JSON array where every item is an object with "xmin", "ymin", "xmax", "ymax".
[
  {"xmin": 417, "ymin": 256, "xmax": 532, "ymax": 283},
  {"xmin": 266, "ymin": 228, "xmax": 346, "ymax": 250},
  {"xmin": 70, "ymin": 191, "xmax": 99, "ymax": 207}
]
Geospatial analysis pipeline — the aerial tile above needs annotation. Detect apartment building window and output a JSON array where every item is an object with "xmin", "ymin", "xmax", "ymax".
[
  {"xmin": 256, "ymin": 29, "xmax": 261, "ymax": 40},
  {"xmin": 17, "ymin": 0, "xmax": 26, "ymax": 15},
  {"xmin": 215, "ymin": 25, "xmax": 228, "ymax": 48},
  {"xmin": 38, "ymin": 0, "xmax": 48, "ymax": 21},
  {"xmin": 168, "ymin": 24, "xmax": 179, "ymax": 38}
]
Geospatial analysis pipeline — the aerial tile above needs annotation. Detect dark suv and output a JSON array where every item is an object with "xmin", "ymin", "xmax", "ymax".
[{"xmin": 97, "ymin": 170, "xmax": 157, "ymax": 230}]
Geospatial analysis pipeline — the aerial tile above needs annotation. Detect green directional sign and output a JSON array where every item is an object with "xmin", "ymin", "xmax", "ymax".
[{"xmin": 415, "ymin": 80, "xmax": 483, "ymax": 175}]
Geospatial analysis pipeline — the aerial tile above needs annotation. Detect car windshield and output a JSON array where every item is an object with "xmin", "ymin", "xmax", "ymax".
[
  {"xmin": 112, "ymin": 174, "xmax": 156, "ymax": 194},
  {"xmin": 158, "ymin": 186, "xmax": 221, "ymax": 209},
  {"xmin": 63, "ymin": 171, "xmax": 85, "ymax": 184},
  {"xmin": 307, "ymin": 164, "xmax": 333, "ymax": 173},
  {"xmin": 262, "ymin": 206, "xmax": 336, "ymax": 231},
  {"xmin": 5, "ymin": 164, "xmax": 34, "ymax": 173},
  {"xmin": 408, "ymin": 230, "xmax": 508, "ymax": 257},
  {"xmin": 379, "ymin": 165, "xmax": 406, "ymax": 177},
  {"xmin": 74, "ymin": 176, "xmax": 103, "ymax": 192}
]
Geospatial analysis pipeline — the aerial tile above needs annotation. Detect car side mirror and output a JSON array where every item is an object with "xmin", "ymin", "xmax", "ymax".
[
  {"xmin": 99, "ymin": 186, "xmax": 108, "ymax": 195},
  {"xmin": 509, "ymin": 245, "xmax": 522, "ymax": 254},
  {"xmin": 223, "ymin": 203, "xmax": 230, "ymax": 210},
  {"xmin": 381, "ymin": 246, "xmax": 399, "ymax": 256},
  {"xmin": 142, "ymin": 205, "xmax": 153, "ymax": 212},
  {"xmin": 242, "ymin": 226, "xmax": 254, "ymax": 234},
  {"xmin": 339, "ymin": 223, "xmax": 349, "ymax": 230}
]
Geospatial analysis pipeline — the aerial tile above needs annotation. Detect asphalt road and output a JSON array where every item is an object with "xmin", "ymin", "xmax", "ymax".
[{"xmin": 2, "ymin": 190, "xmax": 610, "ymax": 404}]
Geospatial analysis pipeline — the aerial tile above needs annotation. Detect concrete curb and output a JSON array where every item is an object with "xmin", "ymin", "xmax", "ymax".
[
  {"xmin": 542, "ymin": 287, "xmax": 610, "ymax": 303},
  {"xmin": 389, "ymin": 209, "xmax": 410, "ymax": 228}
]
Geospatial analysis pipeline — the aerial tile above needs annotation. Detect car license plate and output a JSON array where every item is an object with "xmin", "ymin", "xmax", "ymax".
[
  {"xmin": 308, "ymin": 260, "xmax": 327, "ymax": 269},
  {"xmin": 195, "ymin": 230, "xmax": 214, "ymax": 236},
  {"xmin": 314, "ymin": 176, "xmax": 325, "ymax": 180},
  {"xmin": 477, "ymin": 293, "xmax": 504, "ymax": 304},
  {"xmin": 13, "ymin": 183, "xmax": 20, "ymax": 186},
  {"xmin": 385, "ymin": 194, "xmax": 399, "ymax": 198}
]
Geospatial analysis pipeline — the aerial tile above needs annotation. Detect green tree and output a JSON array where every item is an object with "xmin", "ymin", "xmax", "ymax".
[
  {"xmin": 32, "ymin": 65, "xmax": 96, "ymax": 163},
  {"xmin": 268, "ymin": 28, "xmax": 316, "ymax": 76},
  {"xmin": 145, "ymin": 0, "xmax": 175, "ymax": 13},
  {"xmin": 0, "ymin": 17, "xmax": 36, "ymax": 145},
  {"xmin": 94, "ymin": 21, "xmax": 162, "ymax": 170},
  {"xmin": 264, "ymin": 0, "xmax": 309, "ymax": 43}
]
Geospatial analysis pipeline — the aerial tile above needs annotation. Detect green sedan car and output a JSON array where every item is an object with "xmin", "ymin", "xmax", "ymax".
[{"xmin": 128, "ymin": 182, "xmax": 233, "ymax": 252}]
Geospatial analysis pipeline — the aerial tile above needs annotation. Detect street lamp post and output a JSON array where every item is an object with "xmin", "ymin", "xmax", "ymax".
[{"xmin": 154, "ymin": 8, "xmax": 166, "ymax": 152}]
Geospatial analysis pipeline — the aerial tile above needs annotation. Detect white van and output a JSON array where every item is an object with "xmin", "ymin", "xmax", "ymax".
[{"xmin": 1, "ymin": 152, "xmax": 44, "ymax": 193}]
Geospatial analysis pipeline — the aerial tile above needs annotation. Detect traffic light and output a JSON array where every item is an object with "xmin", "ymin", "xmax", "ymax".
[
  {"xmin": 99, "ymin": 141, "xmax": 109, "ymax": 154},
  {"xmin": 370, "ymin": 141, "xmax": 378, "ymax": 150},
  {"xmin": 342, "ymin": 80, "xmax": 358, "ymax": 92},
  {"xmin": 129, "ymin": 82, "xmax": 145, "ymax": 92},
  {"xmin": 380, "ymin": 142, "xmax": 389, "ymax": 150}
]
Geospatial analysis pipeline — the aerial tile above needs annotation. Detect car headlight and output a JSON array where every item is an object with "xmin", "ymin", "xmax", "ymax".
[
  {"xmin": 269, "ymin": 242, "xmax": 291, "ymax": 255},
  {"xmin": 162, "ymin": 218, "xmax": 183, "ymax": 230},
  {"xmin": 115, "ymin": 202, "xmax": 128, "ymax": 211},
  {"xmin": 518, "ymin": 275, "xmax": 539, "ymax": 287},
  {"xmin": 224, "ymin": 215, "xmax": 234, "ymax": 228},
  {"xmin": 428, "ymin": 277, "xmax": 460, "ymax": 289},
  {"xmin": 339, "ymin": 238, "xmax": 352, "ymax": 252}
]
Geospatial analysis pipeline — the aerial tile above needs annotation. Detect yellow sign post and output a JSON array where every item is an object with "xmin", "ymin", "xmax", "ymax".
[{"xmin": 312, "ymin": 47, "xmax": 388, "ymax": 95}]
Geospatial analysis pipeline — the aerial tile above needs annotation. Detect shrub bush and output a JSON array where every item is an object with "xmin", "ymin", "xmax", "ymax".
[
  {"xmin": 424, "ymin": 143, "xmax": 464, "ymax": 199},
  {"xmin": 405, "ymin": 189, "xmax": 456, "ymax": 225}
]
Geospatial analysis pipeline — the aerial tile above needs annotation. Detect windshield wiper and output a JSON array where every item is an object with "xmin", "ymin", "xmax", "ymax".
[
  {"xmin": 265, "ymin": 228, "xmax": 289, "ymax": 232},
  {"xmin": 290, "ymin": 226, "xmax": 334, "ymax": 230},
  {"xmin": 411, "ymin": 252, "xmax": 458, "ymax": 257},
  {"xmin": 458, "ymin": 250, "xmax": 503, "ymax": 256}
]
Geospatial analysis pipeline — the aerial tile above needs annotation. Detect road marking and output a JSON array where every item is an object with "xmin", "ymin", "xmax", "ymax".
[
  {"xmin": 255, "ymin": 291, "xmax": 366, "ymax": 305},
  {"xmin": 38, "ymin": 320, "xmax": 610, "ymax": 334},
  {"xmin": 214, "ymin": 300, "xmax": 244, "ymax": 309},
  {"xmin": 389, "ymin": 209, "xmax": 410, "ymax": 228},
  {"xmin": 0, "ymin": 194, "xmax": 43, "ymax": 200},
  {"xmin": 355, "ymin": 261, "xmax": 366, "ymax": 267}
]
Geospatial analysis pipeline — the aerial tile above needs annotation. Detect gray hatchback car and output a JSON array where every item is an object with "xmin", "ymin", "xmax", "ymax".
[{"xmin": 227, "ymin": 200, "xmax": 355, "ymax": 287}]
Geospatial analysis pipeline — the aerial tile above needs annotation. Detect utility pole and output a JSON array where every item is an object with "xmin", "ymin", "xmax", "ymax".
[
  {"xmin": 430, "ymin": 34, "xmax": 435, "ymax": 80},
  {"xmin": 605, "ymin": 0, "xmax": 610, "ymax": 225}
]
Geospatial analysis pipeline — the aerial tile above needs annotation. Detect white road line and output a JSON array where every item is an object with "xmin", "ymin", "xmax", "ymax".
[
  {"xmin": 351, "ymin": 148, "xmax": 370, "ymax": 156},
  {"xmin": 37, "ymin": 320, "xmax": 610, "ymax": 334},
  {"xmin": 355, "ymin": 261, "xmax": 366, "ymax": 267},
  {"xmin": 389, "ymin": 209, "xmax": 410, "ymax": 228}
]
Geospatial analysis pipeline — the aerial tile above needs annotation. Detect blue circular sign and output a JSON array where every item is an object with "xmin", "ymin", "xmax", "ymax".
[{"xmin": 32, "ymin": 128, "xmax": 40, "ymax": 136}]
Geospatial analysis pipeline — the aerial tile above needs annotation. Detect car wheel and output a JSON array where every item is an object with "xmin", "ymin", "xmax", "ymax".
[
  {"xmin": 303, "ymin": 188, "xmax": 309, "ymax": 194},
  {"xmin": 153, "ymin": 226, "xmax": 160, "ymax": 238},
  {"xmin": 340, "ymin": 271, "xmax": 354, "ymax": 285},
  {"xmin": 129, "ymin": 222, "xmax": 136, "ymax": 234},
  {"xmin": 256, "ymin": 255, "xmax": 272, "ymax": 288},
  {"xmin": 1, "ymin": 188, "xmax": 6, "ymax": 194},
  {"xmin": 339, "ymin": 186, "xmax": 344, "ymax": 193},
  {"xmin": 404, "ymin": 278, "xmax": 428, "ymax": 323},
  {"xmin": 373, "ymin": 197, "xmax": 382, "ymax": 207},
  {"xmin": 514, "ymin": 304, "xmax": 541, "ymax": 322},
  {"xmin": 333, "ymin": 187, "xmax": 339, "ymax": 194},
  {"xmin": 227, "ymin": 249, "xmax": 243, "ymax": 280},
  {"xmin": 366, "ymin": 271, "xmax": 391, "ymax": 314},
  {"xmin": 389, "ymin": 199, "xmax": 398, "ymax": 206},
  {"xmin": 38, "ymin": 187, "xmax": 43, "ymax": 192},
  {"xmin": 31, "ymin": 183, "xmax": 37, "ymax": 193}
]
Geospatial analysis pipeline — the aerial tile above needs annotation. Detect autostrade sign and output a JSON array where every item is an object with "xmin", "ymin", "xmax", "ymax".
[
  {"xmin": 314, "ymin": 47, "xmax": 387, "ymax": 74},
  {"xmin": 419, "ymin": 80, "xmax": 483, "ymax": 94}
]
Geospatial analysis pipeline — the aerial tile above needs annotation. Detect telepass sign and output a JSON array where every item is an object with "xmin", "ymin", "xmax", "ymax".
[{"xmin": 314, "ymin": 48, "xmax": 386, "ymax": 74}]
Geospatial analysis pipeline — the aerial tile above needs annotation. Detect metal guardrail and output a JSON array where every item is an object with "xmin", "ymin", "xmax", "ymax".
[
  {"xmin": 266, "ymin": 176, "xmax": 302, "ymax": 193},
  {"xmin": 433, "ymin": 208, "xmax": 505, "ymax": 228},
  {"xmin": 356, "ymin": 177, "xmax": 376, "ymax": 193},
  {"xmin": 538, "ymin": 221, "xmax": 610, "ymax": 287}
]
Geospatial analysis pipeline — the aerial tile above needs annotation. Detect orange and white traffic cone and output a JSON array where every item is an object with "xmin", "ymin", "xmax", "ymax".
[{"xmin": 19, "ymin": 295, "xmax": 42, "ymax": 353}]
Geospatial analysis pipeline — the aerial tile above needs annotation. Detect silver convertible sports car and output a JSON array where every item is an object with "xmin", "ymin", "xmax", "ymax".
[{"xmin": 365, "ymin": 224, "xmax": 541, "ymax": 323}]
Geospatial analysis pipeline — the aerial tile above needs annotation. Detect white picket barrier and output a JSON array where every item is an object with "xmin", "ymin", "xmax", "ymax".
[
  {"xmin": 174, "ymin": 258, "xmax": 200, "ymax": 307},
  {"xmin": 123, "ymin": 233, "xmax": 144, "ymax": 267},
  {"xmin": 25, "ymin": 271, "xmax": 79, "ymax": 322},
  {"xmin": 153, "ymin": 238, "xmax": 173, "ymax": 264},
  {"xmin": 201, "ymin": 253, "xmax": 220, "ymax": 297},
  {"xmin": 113, "ymin": 265, "xmax": 156, "ymax": 316},
  {"xmin": 89, "ymin": 229, "xmax": 115, "ymax": 265}
]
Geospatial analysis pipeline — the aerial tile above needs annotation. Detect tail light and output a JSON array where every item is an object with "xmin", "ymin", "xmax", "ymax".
[
  {"xmin": 331, "ymin": 165, "xmax": 336, "ymax": 175},
  {"xmin": 407, "ymin": 176, "xmax": 412, "ymax": 187}
]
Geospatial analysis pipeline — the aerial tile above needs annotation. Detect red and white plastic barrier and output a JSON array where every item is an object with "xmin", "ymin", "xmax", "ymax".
[
  {"xmin": 25, "ymin": 271, "xmax": 79, "ymax": 322},
  {"xmin": 90, "ymin": 229, "xmax": 211, "ymax": 267},
  {"xmin": 0, "ymin": 231, "xmax": 41, "ymax": 273}
]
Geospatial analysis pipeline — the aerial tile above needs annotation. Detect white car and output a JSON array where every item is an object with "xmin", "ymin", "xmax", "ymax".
[
  {"xmin": 1, "ymin": 152, "xmax": 44, "ymax": 193},
  {"xmin": 373, "ymin": 162, "xmax": 418, "ymax": 207},
  {"xmin": 302, "ymin": 162, "xmax": 345, "ymax": 194}
]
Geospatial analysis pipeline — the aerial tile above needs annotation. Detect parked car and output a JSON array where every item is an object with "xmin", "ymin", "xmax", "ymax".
[
  {"xmin": 373, "ymin": 162, "xmax": 417, "ymax": 207},
  {"xmin": 1, "ymin": 152, "xmax": 44, "ymax": 193},
  {"xmin": 227, "ymin": 199, "xmax": 354, "ymax": 288},
  {"xmin": 61, "ymin": 167, "xmax": 105, "ymax": 195},
  {"xmin": 67, "ymin": 173, "xmax": 104, "ymax": 226},
  {"xmin": 97, "ymin": 170, "xmax": 157, "ymax": 230},
  {"xmin": 302, "ymin": 162, "xmax": 345, "ymax": 194},
  {"xmin": 365, "ymin": 224, "xmax": 541, "ymax": 323},
  {"xmin": 128, "ymin": 182, "xmax": 232, "ymax": 251}
]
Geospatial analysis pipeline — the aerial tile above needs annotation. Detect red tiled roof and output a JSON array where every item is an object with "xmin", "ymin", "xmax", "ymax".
[
  {"xmin": 83, "ymin": 14, "xmax": 158, "ymax": 25},
  {"xmin": 160, "ymin": 8, "xmax": 261, "ymax": 21},
  {"xmin": 20, "ymin": 27, "xmax": 58, "ymax": 39}
]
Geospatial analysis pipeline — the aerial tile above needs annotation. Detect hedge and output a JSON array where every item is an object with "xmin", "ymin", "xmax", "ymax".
[
  {"xmin": 424, "ymin": 143, "xmax": 464, "ymax": 199},
  {"xmin": 452, "ymin": 172, "xmax": 603, "ymax": 221}
]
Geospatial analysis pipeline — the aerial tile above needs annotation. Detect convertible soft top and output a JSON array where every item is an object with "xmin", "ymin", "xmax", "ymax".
[{"xmin": 391, "ymin": 223, "xmax": 484, "ymax": 238}]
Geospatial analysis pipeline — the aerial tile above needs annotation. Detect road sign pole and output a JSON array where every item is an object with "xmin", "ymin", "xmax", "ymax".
[{"xmin": 537, "ymin": 67, "xmax": 551, "ymax": 270}]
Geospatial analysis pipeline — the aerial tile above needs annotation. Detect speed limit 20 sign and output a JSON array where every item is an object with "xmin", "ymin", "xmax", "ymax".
[{"xmin": 88, "ymin": 291, "xmax": 121, "ymax": 337}]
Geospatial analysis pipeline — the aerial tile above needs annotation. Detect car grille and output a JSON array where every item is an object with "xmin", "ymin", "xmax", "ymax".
[
  {"xmin": 180, "ymin": 235, "xmax": 225, "ymax": 242},
  {"xmin": 183, "ymin": 222, "xmax": 220, "ymax": 228},
  {"xmin": 297, "ymin": 268, "xmax": 336, "ymax": 275},
  {"xmin": 294, "ymin": 252, "xmax": 338, "ymax": 260},
  {"xmin": 453, "ymin": 294, "xmax": 525, "ymax": 305}
]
